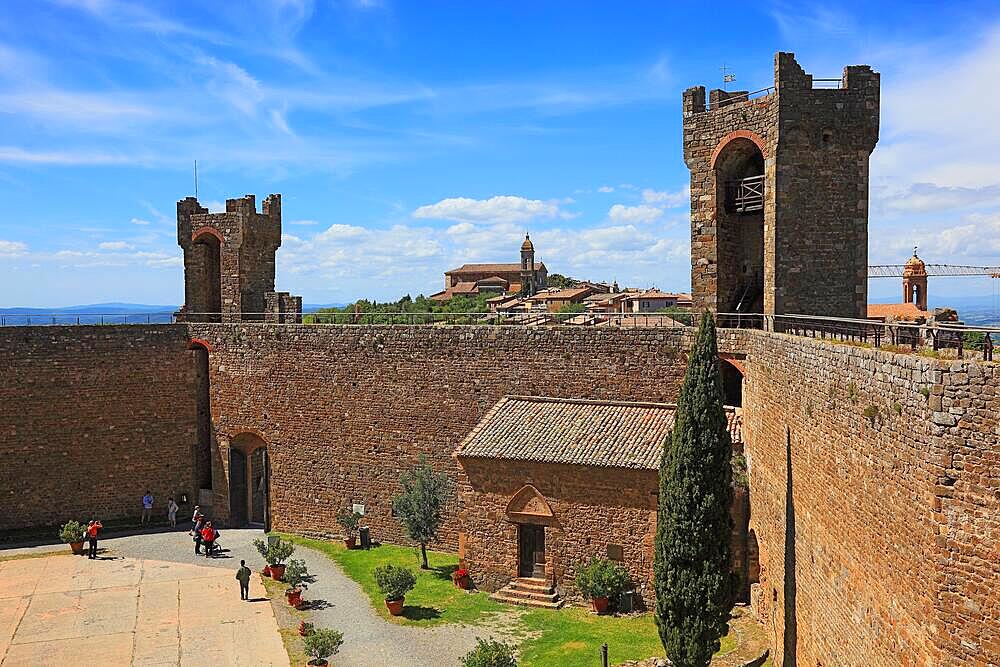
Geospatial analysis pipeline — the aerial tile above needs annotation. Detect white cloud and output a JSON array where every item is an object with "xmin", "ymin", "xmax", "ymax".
[
  {"xmin": 597, "ymin": 185, "xmax": 614, "ymax": 193},
  {"xmin": 641, "ymin": 187, "xmax": 688, "ymax": 207},
  {"xmin": 0, "ymin": 146, "xmax": 138, "ymax": 165},
  {"xmin": 197, "ymin": 55, "xmax": 264, "ymax": 116},
  {"xmin": 412, "ymin": 196, "xmax": 568, "ymax": 224},
  {"xmin": 130, "ymin": 218, "xmax": 151, "ymax": 226},
  {"xmin": 99, "ymin": 241, "xmax": 134, "ymax": 250},
  {"xmin": 288, "ymin": 219, "xmax": 319, "ymax": 226},
  {"xmin": 0, "ymin": 240, "xmax": 27, "ymax": 255},
  {"xmin": 608, "ymin": 204, "xmax": 663, "ymax": 225}
]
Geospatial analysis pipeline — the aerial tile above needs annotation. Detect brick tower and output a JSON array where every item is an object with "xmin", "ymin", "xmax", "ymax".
[
  {"xmin": 176, "ymin": 194, "xmax": 301, "ymax": 323},
  {"xmin": 902, "ymin": 249, "xmax": 928, "ymax": 311},
  {"xmin": 683, "ymin": 52, "xmax": 880, "ymax": 318},
  {"xmin": 520, "ymin": 233, "xmax": 537, "ymax": 296}
]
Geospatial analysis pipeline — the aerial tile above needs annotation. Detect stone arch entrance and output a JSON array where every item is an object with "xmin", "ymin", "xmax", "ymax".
[
  {"xmin": 713, "ymin": 135, "xmax": 765, "ymax": 313},
  {"xmin": 190, "ymin": 230, "xmax": 222, "ymax": 322},
  {"xmin": 229, "ymin": 433, "xmax": 270, "ymax": 529}
]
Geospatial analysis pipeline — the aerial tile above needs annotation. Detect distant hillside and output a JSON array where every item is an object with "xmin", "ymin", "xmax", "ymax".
[{"xmin": 0, "ymin": 301, "xmax": 349, "ymax": 325}]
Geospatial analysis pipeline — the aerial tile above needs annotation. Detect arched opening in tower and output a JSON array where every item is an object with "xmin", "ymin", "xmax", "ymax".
[
  {"xmin": 714, "ymin": 138, "xmax": 765, "ymax": 313},
  {"xmin": 229, "ymin": 433, "xmax": 270, "ymax": 528},
  {"xmin": 191, "ymin": 233, "xmax": 222, "ymax": 322}
]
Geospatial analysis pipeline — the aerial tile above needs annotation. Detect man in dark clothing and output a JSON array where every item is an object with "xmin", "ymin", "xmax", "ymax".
[
  {"xmin": 236, "ymin": 560, "xmax": 252, "ymax": 600},
  {"xmin": 193, "ymin": 516, "xmax": 205, "ymax": 554},
  {"xmin": 86, "ymin": 519, "xmax": 103, "ymax": 559}
]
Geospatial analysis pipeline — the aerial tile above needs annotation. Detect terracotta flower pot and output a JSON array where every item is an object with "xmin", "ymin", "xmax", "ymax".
[
  {"xmin": 69, "ymin": 542, "xmax": 84, "ymax": 556},
  {"xmin": 262, "ymin": 566, "xmax": 272, "ymax": 578},
  {"xmin": 269, "ymin": 564, "xmax": 286, "ymax": 581},
  {"xmin": 344, "ymin": 536, "xmax": 356, "ymax": 549},
  {"xmin": 591, "ymin": 596, "xmax": 610, "ymax": 614},
  {"xmin": 307, "ymin": 660, "xmax": 328, "ymax": 667},
  {"xmin": 286, "ymin": 588, "xmax": 302, "ymax": 608},
  {"xmin": 385, "ymin": 597, "xmax": 405, "ymax": 616}
]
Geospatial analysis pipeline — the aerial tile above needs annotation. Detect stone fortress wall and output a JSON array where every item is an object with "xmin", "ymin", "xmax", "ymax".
[
  {"xmin": 2, "ymin": 322, "xmax": 997, "ymax": 664},
  {"xmin": 0, "ymin": 326, "xmax": 201, "ymax": 531}
]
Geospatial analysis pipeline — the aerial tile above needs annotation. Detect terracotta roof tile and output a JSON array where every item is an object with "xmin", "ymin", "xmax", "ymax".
[
  {"xmin": 866, "ymin": 302, "xmax": 927, "ymax": 321},
  {"xmin": 446, "ymin": 262, "xmax": 547, "ymax": 274},
  {"xmin": 455, "ymin": 396, "xmax": 741, "ymax": 470}
]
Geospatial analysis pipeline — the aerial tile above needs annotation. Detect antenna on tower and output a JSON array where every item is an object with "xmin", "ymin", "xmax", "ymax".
[{"xmin": 194, "ymin": 160, "xmax": 199, "ymax": 200}]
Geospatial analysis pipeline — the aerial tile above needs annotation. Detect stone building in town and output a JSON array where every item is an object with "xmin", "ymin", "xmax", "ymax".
[
  {"xmin": 432, "ymin": 234, "xmax": 548, "ymax": 301},
  {"xmin": 684, "ymin": 52, "xmax": 879, "ymax": 318},
  {"xmin": 176, "ymin": 194, "xmax": 301, "ymax": 323}
]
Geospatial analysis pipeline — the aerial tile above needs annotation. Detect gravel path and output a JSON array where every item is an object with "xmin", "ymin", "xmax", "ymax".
[{"xmin": 4, "ymin": 528, "xmax": 499, "ymax": 666}]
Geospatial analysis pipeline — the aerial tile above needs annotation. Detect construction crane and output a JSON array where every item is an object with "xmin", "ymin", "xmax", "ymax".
[{"xmin": 868, "ymin": 264, "xmax": 1000, "ymax": 278}]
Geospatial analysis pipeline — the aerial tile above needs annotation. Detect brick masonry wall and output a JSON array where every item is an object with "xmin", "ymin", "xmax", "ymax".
[
  {"xmin": 737, "ymin": 330, "xmax": 1000, "ymax": 666},
  {"xmin": 0, "ymin": 325, "xmax": 200, "ymax": 532},
  {"xmin": 458, "ymin": 459, "xmax": 659, "ymax": 606},
  {"xmin": 185, "ymin": 324, "xmax": 691, "ymax": 547}
]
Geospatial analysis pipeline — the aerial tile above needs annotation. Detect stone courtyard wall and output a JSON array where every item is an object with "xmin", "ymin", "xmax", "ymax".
[
  {"xmin": 2, "ymin": 322, "xmax": 998, "ymax": 665},
  {"xmin": 185, "ymin": 324, "xmax": 691, "ymax": 547},
  {"xmin": 735, "ymin": 330, "xmax": 1000, "ymax": 666},
  {"xmin": 0, "ymin": 325, "xmax": 200, "ymax": 532}
]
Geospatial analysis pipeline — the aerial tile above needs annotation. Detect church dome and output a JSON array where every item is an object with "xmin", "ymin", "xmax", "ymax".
[{"xmin": 521, "ymin": 233, "xmax": 534, "ymax": 251}]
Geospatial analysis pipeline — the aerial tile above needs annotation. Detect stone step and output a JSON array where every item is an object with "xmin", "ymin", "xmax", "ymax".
[
  {"xmin": 509, "ymin": 578, "xmax": 555, "ymax": 594},
  {"xmin": 496, "ymin": 586, "xmax": 560, "ymax": 603},
  {"xmin": 490, "ymin": 590, "xmax": 563, "ymax": 609}
]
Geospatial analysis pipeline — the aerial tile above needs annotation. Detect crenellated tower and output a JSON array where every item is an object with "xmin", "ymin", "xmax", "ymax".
[
  {"xmin": 683, "ymin": 52, "xmax": 880, "ymax": 318},
  {"xmin": 176, "ymin": 193, "xmax": 301, "ymax": 323}
]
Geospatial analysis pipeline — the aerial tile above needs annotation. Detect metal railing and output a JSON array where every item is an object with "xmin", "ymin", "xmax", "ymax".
[
  {"xmin": 2, "ymin": 309, "xmax": 996, "ymax": 361},
  {"xmin": 812, "ymin": 78, "xmax": 844, "ymax": 89},
  {"xmin": 709, "ymin": 87, "xmax": 775, "ymax": 110},
  {"xmin": 725, "ymin": 174, "xmax": 765, "ymax": 213},
  {"xmin": 0, "ymin": 312, "xmax": 176, "ymax": 326}
]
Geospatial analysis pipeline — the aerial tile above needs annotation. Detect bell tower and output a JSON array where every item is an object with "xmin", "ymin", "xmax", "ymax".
[
  {"xmin": 902, "ymin": 249, "xmax": 928, "ymax": 311},
  {"xmin": 520, "ymin": 234, "xmax": 536, "ymax": 296}
]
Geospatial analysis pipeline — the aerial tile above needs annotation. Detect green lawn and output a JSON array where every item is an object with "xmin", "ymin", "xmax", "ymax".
[
  {"xmin": 279, "ymin": 533, "xmax": 740, "ymax": 666},
  {"xmin": 280, "ymin": 534, "xmax": 505, "ymax": 626}
]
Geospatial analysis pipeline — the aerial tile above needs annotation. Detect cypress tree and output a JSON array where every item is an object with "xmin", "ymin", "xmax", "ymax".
[{"xmin": 654, "ymin": 311, "xmax": 736, "ymax": 666}]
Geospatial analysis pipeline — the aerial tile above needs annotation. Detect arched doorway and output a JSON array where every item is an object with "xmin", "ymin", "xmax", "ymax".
[
  {"xmin": 229, "ymin": 433, "xmax": 270, "ymax": 528},
  {"xmin": 714, "ymin": 136, "xmax": 765, "ymax": 313},
  {"xmin": 189, "ymin": 340, "xmax": 213, "ymax": 490},
  {"xmin": 191, "ymin": 231, "xmax": 222, "ymax": 322}
]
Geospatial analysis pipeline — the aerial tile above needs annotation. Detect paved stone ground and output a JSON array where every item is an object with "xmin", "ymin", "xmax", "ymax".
[
  {"xmin": 0, "ymin": 549, "xmax": 286, "ymax": 666},
  {"xmin": 4, "ymin": 528, "xmax": 500, "ymax": 666}
]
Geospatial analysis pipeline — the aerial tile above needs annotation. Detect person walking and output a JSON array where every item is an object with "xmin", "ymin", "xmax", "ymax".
[
  {"xmin": 190, "ymin": 506, "xmax": 202, "ymax": 535},
  {"xmin": 193, "ymin": 515, "xmax": 205, "ymax": 555},
  {"xmin": 236, "ymin": 560, "xmax": 252, "ymax": 600},
  {"xmin": 86, "ymin": 519, "xmax": 102, "ymax": 559},
  {"xmin": 200, "ymin": 521, "xmax": 217, "ymax": 558},
  {"xmin": 141, "ymin": 490, "xmax": 154, "ymax": 527},
  {"xmin": 167, "ymin": 497, "xmax": 179, "ymax": 528}
]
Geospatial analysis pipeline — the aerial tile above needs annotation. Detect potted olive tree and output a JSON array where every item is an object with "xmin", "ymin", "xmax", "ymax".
[
  {"xmin": 253, "ymin": 537, "xmax": 295, "ymax": 581},
  {"xmin": 59, "ymin": 520, "xmax": 86, "ymax": 555},
  {"xmin": 303, "ymin": 628, "xmax": 344, "ymax": 666},
  {"xmin": 373, "ymin": 564, "xmax": 416, "ymax": 616},
  {"xmin": 336, "ymin": 509, "xmax": 362, "ymax": 549},
  {"xmin": 283, "ymin": 558, "xmax": 308, "ymax": 608},
  {"xmin": 575, "ymin": 556, "xmax": 630, "ymax": 614}
]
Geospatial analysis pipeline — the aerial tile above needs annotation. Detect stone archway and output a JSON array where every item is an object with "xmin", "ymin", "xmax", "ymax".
[{"xmin": 229, "ymin": 432, "xmax": 270, "ymax": 528}]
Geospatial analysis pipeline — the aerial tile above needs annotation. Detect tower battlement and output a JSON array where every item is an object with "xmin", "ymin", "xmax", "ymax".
[
  {"xmin": 176, "ymin": 193, "xmax": 300, "ymax": 324},
  {"xmin": 683, "ymin": 52, "xmax": 880, "ymax": 318}
]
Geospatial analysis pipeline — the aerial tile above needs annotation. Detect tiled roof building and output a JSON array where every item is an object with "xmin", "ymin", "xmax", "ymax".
[{"xmin": 431, "ymin": 234, "xmax": 547, "ymax": 301}]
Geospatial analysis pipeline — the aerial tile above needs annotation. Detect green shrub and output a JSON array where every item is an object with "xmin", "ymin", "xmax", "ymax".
[
  {"xmin": 252, "ymin": 537, "xmax": 295, "ymax": 566},
  {"xmin": 574, "ymin": 557, "xmax": 630, "ymax": 600},
  {"xmin": 863, "ymin": 404, "xmax": 880, "ymax": 424},
  {"xmin": 59, "ymin": 520, "xmax": 86, "ymax": 543},
  {"xmin": 461, "ymin": 637, "xmax": 517, "ymax": 667},
  {"xmin": 284, "ymin": 559, "xmax": 309, "ymax": 590},
  {"xmin": 731, "ymin": 452, "xmax": 748, "ymax": 489},
  {"xmin": 336, "ymin": 509, "xmax": 362, "ymax": 537},
  {"xmin": 373, "ymin": 564, "xmax": 417, "ymax": 601},
  {"xmin": 303, "ymin": 628, "xmax": 344, "ymax": 663}
]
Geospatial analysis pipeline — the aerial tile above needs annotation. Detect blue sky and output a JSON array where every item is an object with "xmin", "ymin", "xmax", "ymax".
[{"xmin": 2, "ymin": 0, "xmax": 1000, "ymax": 307}]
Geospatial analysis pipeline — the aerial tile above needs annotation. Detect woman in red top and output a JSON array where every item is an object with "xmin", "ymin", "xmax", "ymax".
[{"xmin": 201, "ymin": 522, "xmax": 217, "ymax": 558}]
